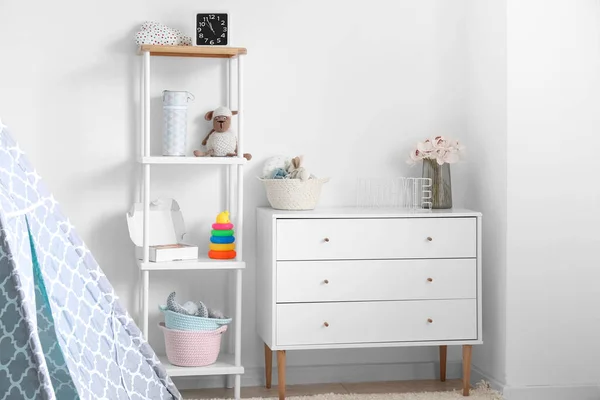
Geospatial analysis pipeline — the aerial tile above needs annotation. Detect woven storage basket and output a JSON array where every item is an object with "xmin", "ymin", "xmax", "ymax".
[
  {"xmin": 159, "ymin": 305, "xmax": 232, "ymax": 331},
  {"xmin": 160, "ymin": 322, "xmax": 227, "ymax": 367},
  {"xmin": 260, "ymin": 178, "xmax": 330, "ymax": 210}
]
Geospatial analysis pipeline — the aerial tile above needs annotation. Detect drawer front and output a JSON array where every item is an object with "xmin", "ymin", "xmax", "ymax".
[
  {"xmin": 277, "ymin": 299, "xmax": 477, "ymax": 346},
  {"xmin": 277, "ymin": 259, "xmax": 476, "ymax": 303},
  {"xmin": 276, "ymin": 218, "xmax": 476, "ymax": 261}
]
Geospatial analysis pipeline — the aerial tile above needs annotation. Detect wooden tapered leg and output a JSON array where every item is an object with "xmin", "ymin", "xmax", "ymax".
[
  {"xmin": 439, "ymin": 345, "xmax": 447, "ymax": 382},
  {"xmin": 462, "ymin": 345, "xmax": 472, "ymax": 396},
  {"xmin": 277, "ymin": 350, "xmax": 286, "ymax": 400},
  {"xmin": 264, "ymin": 343, "xmax": 273, "ymax": 389}
]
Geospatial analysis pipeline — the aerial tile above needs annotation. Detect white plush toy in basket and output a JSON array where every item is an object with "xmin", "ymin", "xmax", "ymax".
[{"xmin": 260, "ymin": 155, "xmax": 329, "ymax": 210}]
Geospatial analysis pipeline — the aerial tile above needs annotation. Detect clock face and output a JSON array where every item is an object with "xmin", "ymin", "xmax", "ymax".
[{"xmin": 196, "ymin": 13, "xmax": 228, "ymax": 46}]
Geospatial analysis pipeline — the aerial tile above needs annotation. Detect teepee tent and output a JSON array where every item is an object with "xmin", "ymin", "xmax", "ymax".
[{"xmin": 0, "ymin": 121, "xmax": 180, "ymax": 400}]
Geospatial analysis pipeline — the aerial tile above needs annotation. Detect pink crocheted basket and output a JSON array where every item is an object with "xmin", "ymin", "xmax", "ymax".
[{"xmin": 159, "ymin": 322, "xmax": 227, "ymax": 367}]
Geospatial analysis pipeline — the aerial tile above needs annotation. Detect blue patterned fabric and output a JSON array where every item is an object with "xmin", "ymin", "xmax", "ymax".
[
  {"xmin": 0, "ymin": 121, "xmax": 181, "ymax": 399},
  {"xmin": 28, "ymin": 218, "xmax": 80, "ymax": 400}
]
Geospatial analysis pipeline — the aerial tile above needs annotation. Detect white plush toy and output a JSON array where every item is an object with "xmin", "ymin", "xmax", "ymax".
[
  {"xmin": 194, "ymin": 106, "xmax": 252, "ymax": 160},
  {"xmin": 135, "ymin": 21, "xmax": 192, "ymax": 46},
  {"xmin": 181, "ymin": 301, "xmax": 199, "ymax": 316},
  {"xmin": 206, "ymin": 107, "xmax": 237, "ymax": 156},
  {"xmin": 262, "ymin": 155, "xmax": 292, "ymax": 178}
]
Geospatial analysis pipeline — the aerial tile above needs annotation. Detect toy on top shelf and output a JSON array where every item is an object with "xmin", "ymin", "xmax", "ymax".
[
  {"xmin": 135, "ymin": 21, "xmax": 192, "ymax": 46},
  {"xmin": 193, "ymin": 106, "xmax": 252, "ymax": 161},
  {"xmin": 209, "ymin": 211, "xmax": 236, "ymax": 260}
]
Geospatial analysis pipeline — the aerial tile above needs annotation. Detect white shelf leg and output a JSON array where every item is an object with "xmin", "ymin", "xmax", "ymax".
[
  {"xmin": 138, "ymin": 269, "xmax": 143, "ymax": 326},
  {"xmin": 228, "ymin": 57, "xmax": 234, "ymax": 111},
  {"xmin": 142, "ymin": 270, "xmax": 149, "ymax": 338},
  {"xmin": 234, "ymin": 54, "xmax": 244, "ymax": 400},
  {"xmin": 234, "ymin": 374, "xmax": 241, "ymax": 399},
  {"xmin": 236, "ymin": 55, "xmax": 244, "ymax": 260},
  {"xmin": 226, "ymin": 168, "xmax": 236, "ymax": 390},
  {"xmin": 225, "ymin": 54, "xmax": 236, "ymax": 391},
  {"xmin": 144, "ymin": 51, "xmax": 150, "ymax": 156},
  {"xmin": 229, "ymin": 166, "xmax": 235, "ymax": 213},
  {"xmin": 139, "ymin": 53, "xmax": 145, "ymax": 203},
  {"xmin": 138, "ymin": 53, "xmax": 145, "ymax": 324},
  {"xmin": 236, "ymin": 166, "xmax": 243, "ymax": 259},
  {"xmin": 142, "ymin": 163, "xmax": 150, "ymax": 338},
  {"xmin": 226, "ymin": 57, "xmax": 234, "ymax": 213},
  {"xmin": 234, "ymin": 269, "xmax": 243, "ymax": 399},
  {"xmin": 141, "ymin": 50, "xmax": 151, "ymax": 339},
  {"xmin": 237, "ymin": 55, "xmax": 244, "ymax": 160}
]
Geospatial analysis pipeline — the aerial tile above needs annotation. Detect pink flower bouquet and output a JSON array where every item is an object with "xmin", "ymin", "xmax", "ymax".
[{"xmin": 407, "ymin": 136, "xmax": 464, "ymax": 166}]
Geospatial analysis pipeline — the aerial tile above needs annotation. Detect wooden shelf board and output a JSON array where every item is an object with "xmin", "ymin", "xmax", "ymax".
[
  {"xmin": 139, "ymin": 257, "xmax": 245, "ymax": 271},
  {"xmin": 158, "ymin": 354, "xmax": 244, "ymax": 377},
  {"xmin": 138, "ymin": 45, "xmax": 247, "ymax": 58},
  {"xmin": 139, "ymin": 156, "xmax": 246, "ymax": 165}
]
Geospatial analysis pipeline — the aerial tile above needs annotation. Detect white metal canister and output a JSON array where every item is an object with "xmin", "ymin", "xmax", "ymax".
[{"xmin": 162, "ymin": 91, "xmax": 194, "ymax": 156}]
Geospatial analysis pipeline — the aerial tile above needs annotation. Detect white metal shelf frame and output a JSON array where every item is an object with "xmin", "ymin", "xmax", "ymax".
[
  {"xmin": 138, "ymin": 47, "xmax": 246, "ymax": 399},
  {"xmin": 138, "ymin": 156, "xmax": 247, "ymax": 165}
]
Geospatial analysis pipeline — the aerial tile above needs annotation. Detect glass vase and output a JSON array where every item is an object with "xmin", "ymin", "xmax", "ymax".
[{"xmin": 422, "ymin": 158, "xmax": 452, "ymax": 209}]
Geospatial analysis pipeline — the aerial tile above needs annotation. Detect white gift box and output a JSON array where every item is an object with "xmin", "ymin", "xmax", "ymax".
[{"xmin": 127, "ymin": 198, "xmax": 198, "ymax": 263}]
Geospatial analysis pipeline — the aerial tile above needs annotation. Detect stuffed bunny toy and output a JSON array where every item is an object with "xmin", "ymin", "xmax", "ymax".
[{"xmin": 287, "ymin": 156, "xmax": 310, "ymax": 181}]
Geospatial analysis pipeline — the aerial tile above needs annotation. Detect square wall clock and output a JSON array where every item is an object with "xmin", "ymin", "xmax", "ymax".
[{"xmin": 195, "ymin": 13, "xmax": 228, "ymax": 46}]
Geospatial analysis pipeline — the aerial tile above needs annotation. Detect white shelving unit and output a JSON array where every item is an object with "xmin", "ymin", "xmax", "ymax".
[
  {"xmin": 139, "ymin": 156, "xmax": 247, "ymax": 165},
  {"xmin": 137, "ymin": 44, "xmax": 247, "ymax": 399}
]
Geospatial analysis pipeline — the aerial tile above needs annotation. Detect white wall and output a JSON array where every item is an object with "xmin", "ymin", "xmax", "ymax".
[
  {"xmin": 465, "ymin": 2, "xmax": 600, "ymax": 396},
  {"xmin": 0, "ymin": 0, "xmax": 470, "ymax": 388},
  {"xmin": 505, "ymin": 0, "xmax": 600, "ymax": 393},
  {"xmin": 464, "ymin": 0, "xmax": 508, "ymax": 389}
]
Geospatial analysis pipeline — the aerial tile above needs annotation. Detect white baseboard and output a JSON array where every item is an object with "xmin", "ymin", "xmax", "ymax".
[
  {"xmin": 469, "ymin": 366, "xmax": 600, "ymax": 400},
  {"xmin": 503, "ymin": 384, "xmax": 600, "ymax": 400},
  {"xmin": 471, "ymin": 367, "xmax": 600, "ymax": 400},
  {"xmin": 173, "ymin": 361, "xmax": 600, "ymax": 400},
  {"xmin": 173, "ymin": 360, "xmax": 463, "ymax": 390},
  {"xmin": 470, "ymin": 365, "xmax": 506, "ymax": 393}
]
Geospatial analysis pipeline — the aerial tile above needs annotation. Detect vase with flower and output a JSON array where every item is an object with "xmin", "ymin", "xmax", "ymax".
[{"xmin": 407, "ymin": 136, "xmax": 464, "ymax": 209}]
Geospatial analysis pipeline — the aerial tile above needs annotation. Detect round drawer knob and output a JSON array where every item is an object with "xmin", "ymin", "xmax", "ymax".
[
  {"xmin": 324, "ymin": 322, "xmax": 330, "ymax": 327},
  {"xmin": 427, "ymin": 318, "xmax": 434, "ymax": 323},
  {"xmin": 323, "ymin": 279, "xmax": 329, "ymax": 284},
  {"xmin": 427, "ymin": 237, "xmax": 433, "ymax": 242},
  {"xmin": 427, "ymin": 278, "xmax": 433, "ymax": 282},
  {"xmin": 324, "ymin": 238, "xmax": 330, "ymax": 243}
]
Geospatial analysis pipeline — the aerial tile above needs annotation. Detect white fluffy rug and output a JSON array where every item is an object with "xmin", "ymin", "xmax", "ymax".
[{"xmin": 226, "ymin": 383, "xmax": 503, "ymax": 400}]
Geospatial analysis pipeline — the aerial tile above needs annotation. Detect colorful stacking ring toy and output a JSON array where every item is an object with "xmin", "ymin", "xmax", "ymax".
[{"xmin": 209, "ymin": 211, "xmax": 236, "ymax": 260}]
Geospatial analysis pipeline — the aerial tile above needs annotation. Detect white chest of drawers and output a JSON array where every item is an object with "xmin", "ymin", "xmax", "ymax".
[{"xmin": 256, "ymin": 207, "xmax": 482, "ymax": 399}]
